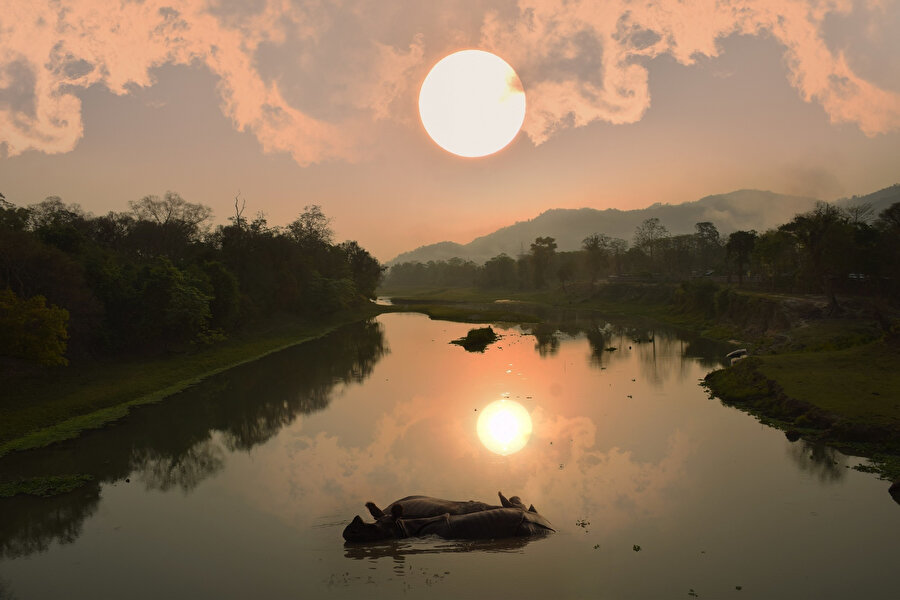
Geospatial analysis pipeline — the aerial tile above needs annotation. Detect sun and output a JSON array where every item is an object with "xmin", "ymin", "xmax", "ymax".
[
  {"xmin": 419, "ymin": 50, "xmax": 526, "ymax": 158},
  {"xmin": 476, "ymin": 399, "xmax": 533, "ymax": 455}
]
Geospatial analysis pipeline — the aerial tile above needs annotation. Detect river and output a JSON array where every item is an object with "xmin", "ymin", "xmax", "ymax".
[{"xmin": 1, "ymin": 312, "xmax": 897, "ymax": 599}]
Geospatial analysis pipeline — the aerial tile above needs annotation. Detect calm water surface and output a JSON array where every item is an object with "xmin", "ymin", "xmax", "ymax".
[{"xmin": 1, "ymin": 312, "xmax": 898, "ymax": 599}]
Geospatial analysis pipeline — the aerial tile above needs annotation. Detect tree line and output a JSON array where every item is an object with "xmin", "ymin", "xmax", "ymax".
[
  {"xmin": 384, "ymin": 201, "xmax": 900, "ymax": 309},
  {"xmin": 0, "ymin": 192, "xmax": 383, "ymax": 368}
]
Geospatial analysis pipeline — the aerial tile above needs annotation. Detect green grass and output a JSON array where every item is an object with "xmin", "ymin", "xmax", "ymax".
[
  {"xmin": 0, "ymin": 306, "xmax": 384, "ymax": 457},
  {"xmin": 755, "ymin": 342, "xmax": 900, "ymax": 424},
  {"xmin": 0, "ymin": 474, "xmax": 94, "ymax": 498},
  {"xmin": 705, "ymin": 342, "xmax": 900, "ymax": 479}
]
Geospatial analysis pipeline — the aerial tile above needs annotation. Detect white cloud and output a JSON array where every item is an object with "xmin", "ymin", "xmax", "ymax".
[
  {"xmin": 480, "ymin": 0, "xmax": 900, "ymax": 144},
  {"xmin": 0, "ymin": 1, "xmax": 897, "ymax": 164}
]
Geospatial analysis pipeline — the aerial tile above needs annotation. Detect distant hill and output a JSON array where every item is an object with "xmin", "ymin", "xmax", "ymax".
[
  {"xmin": 389, "ymin": 185, "xmax": 899, "ymax": 266},
  {"xmin": 835, "ymin": 183, "xmax": 900, "ymax": 217},
  {"xmin": 388, "ymin": 189, "xmax": 813, "ymax": 265}
]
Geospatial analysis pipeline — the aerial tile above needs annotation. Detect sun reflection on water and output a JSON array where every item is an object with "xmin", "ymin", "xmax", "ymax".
[{"xmin": 476, "ymin": 399, "xmax": 533, "ymax": 455}]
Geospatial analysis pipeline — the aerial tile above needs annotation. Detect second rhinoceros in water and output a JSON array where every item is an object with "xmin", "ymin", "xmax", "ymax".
[{"xmin": 342, "ymin": 492, "xmax": 554, "ymax": 543}]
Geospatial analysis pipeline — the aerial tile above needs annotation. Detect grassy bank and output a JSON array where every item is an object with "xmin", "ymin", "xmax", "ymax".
[
  {"xmin": 704, "ymin": 343, "xmax": 900, "ymax": 480},
  {"xmin": 0, "ymin": 304, "xmax": 384, "ymax": 458}
]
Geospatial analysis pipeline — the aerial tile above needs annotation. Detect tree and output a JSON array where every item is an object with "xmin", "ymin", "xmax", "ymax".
[
  {"xmin": 726, "ymin": 230, "xmax": 757, "ymax": 286},
  {"xmin": 780, "ymin": 203, "xmax": 853, "ymax": 312},
  {"xmin": 128, "ymin": 192, "xmax": 213, "ymax": 258},
  {"xmin": 287, "ymin": 205, "xmax": 333, "ymax": 246},
  {"xmin": 752, "ymin": 229, "xmax": 797, "ymax": 290},
  {"xmin": 0, "ymin": 288, "xmax": 69, "ymax": 366},
  {"xmin": 480, "ymin": 253, "xmax": 517, "ymax": 288},
  {"xmin": 200, "ymin": 261, "xmax": 241, "ymax": 329},
  {"xmin": 529, "ymin": 237, "xmax": 557, "ymax": 288},
  {"xmin": 634, "ymin": 217, "xmax": 669, "ymax": 265},
  {"xmin": 136, "ymin": 258, "xmax": 213, "ymax": 349},
  {"xmin": 129, "ymin": 192, "xmax": 212, "ymax": 233},
  {"xmin": 582, "ymin": 233, "xmax": 610, "ymax": 285},
  {"xmin": 0, "ymin": 195, "xmax": 30, "ymax": 231},
  {"xmin": 340, "ymin": 241, "xmax": 384, "ymax": 299},
  {"xmin": 694, "ymin": 221, "xmax": 722, "ymax": 272},
  {"xmin": 609, "ymin": 238, "xmax": 628, "ymax": 275},
  {"xmin": 845, "ymin": 202, "xmax": 874, "ymax": 226},
  {"xmin": 557, "ymin": 259, "xmax": 575, "ymax": 293}
]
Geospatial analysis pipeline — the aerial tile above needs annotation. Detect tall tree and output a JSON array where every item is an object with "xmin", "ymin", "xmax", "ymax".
[
  {"xmin": 726, "ymin": 230, "xmax": 758, "ymax": 286},
  {"xmin": 780, "ymin": 203, "xmax": 853, "ymax": 312},
  {"xmin": 287, "ymin": 205, "xmax": 333, "ymax": 246},
  {"xmin": 752, "ymin": 229, "xmax": 797, "ymax": 290},
  {"xmin": 694, "ymin": 221, "xmax": 722, "ymax": 272},
  {"xmin": 634, "ymin": 217, "xmax": 669, "ymax": 266},
  {"xmin": 582, "ymin": 233, "xmax": 610, "ymax": 285},
  {"xmin": 529, "ymin": 237, "xmax": 557, "ymax": 288}
]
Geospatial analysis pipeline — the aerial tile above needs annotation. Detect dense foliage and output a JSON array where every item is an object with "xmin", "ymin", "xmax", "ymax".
[
  {"xmin": 0, "ymin": 192, "xmax": 382, "ymax": 367},
  {"xmin": 383, "ymin": 202, "xmax": 900, "ymax": 308}
]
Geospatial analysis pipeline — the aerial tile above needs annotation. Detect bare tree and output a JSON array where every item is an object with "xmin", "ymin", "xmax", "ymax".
[
  {"xmin": 129, "ymin": 191, "xmax": 212, "ymax": 235},
  {"xmin": 634, "ymin": 217, "xmax": 669, "ymax": 264}
]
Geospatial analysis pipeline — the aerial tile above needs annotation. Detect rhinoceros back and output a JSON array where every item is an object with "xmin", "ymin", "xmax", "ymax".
[
  {"xmin": 387, "ymin": 496, "xmax": 500, "ymax": 518},
  {"xmin": 444, "ymin": 508, "xmax": 554, "ymax": 539}
]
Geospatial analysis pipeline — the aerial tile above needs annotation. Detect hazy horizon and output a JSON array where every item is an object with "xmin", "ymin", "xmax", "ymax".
[{"xmin": 2, "ymin": 1, "xmax": 899, "ymax": 261}]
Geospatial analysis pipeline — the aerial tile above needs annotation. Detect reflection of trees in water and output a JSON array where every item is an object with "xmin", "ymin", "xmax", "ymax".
[
  {"xmin": 681, "ymin": 337, "xmax": 729, "ymax": 370},
  {"xmin": 0, "ymin": 576, "xmax": 19, "ymax": 600},
  {"xmin": 528, "ymin": 323, "xmax": 560, "ymax": 357},
  {"xmin": 135, "ymin": 438, "xmax": 226, "ymax": 493},
  {"xmin": 542, "ymin": 313, "xmax": 729, "ymax": 386},
  {"xmin": 0, "ymin": 318, "xmax": 387, "ymax": 559},
  {"xmin": 785, "ymin": 440, "xmax": 846, "ymax": 483},
  {"xmin": 0, "ymin": 483, "xmax": 100, "ymax": 559}
]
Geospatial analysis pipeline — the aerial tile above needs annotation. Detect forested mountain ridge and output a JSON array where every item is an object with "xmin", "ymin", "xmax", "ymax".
[{"xmin": 390, "ymin": 186, "xmax": 898, "ymax": 265}]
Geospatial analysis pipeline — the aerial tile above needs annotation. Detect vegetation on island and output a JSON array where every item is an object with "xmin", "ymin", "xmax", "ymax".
[{"xmin": 450, "ymin": 326, "xmax": 500, "ymax": 352}]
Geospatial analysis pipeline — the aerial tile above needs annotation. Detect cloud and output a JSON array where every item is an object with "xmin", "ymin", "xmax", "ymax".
[
  {"xmin": 0, "ymin": 0, "xmax": 420, "ymax": 163},
  {"xmin": 480, "ymin": 0, "xmax": 900, "ymax": 144},
  {"xmin": 0, "ymin": 1, "xmax": 897, "ymax": 164},
  {"xmin": 232, "ymin": 394, "xmax": 697, "ymax": 535}
]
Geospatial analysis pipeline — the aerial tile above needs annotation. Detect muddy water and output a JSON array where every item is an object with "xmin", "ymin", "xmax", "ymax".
[{"xmin": 1, "ymin": 313, "xmax": 897, "ymax": 599}]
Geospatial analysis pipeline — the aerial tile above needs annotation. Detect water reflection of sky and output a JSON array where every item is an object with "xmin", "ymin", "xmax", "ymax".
[
  {"xmin": 2, "ymin": 313, "xmax": 898, "ymax": 599},
  {"xmin": 227, "ymin": 314, "xmax": 711, "ymax": 538}
]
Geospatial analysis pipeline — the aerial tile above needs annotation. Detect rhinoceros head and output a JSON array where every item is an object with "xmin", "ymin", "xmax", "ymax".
[{"xmin": 342, "ymin": 502, "xmax": 403, "ymax": 542}]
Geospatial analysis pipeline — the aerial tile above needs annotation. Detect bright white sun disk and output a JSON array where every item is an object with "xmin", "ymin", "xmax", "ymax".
[
  {"xmin": 419, "ymin": 50, "xmax": 526, "ymax": 158},
  {"xmin": 477, "ymin": 399, "xmax": 533, "ymax": 455}
]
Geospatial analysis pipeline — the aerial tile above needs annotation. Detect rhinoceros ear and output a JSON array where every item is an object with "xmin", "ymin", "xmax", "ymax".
[
  {"xmin": 366, "ymin": 502, "xmax": 385, "ymax": 519},
  {"xmin": 528, "ymin": 504, "xmax": 537, "ymax": 513},
  {"xmin": 351, "ymin": 515, "xmax": 363, "ymax": 525},
  {"xmin": 391, "ymin": 503, "xmax": 403, "ymax": 519}
]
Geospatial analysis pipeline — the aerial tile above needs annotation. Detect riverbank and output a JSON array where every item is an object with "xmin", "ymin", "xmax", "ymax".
[
  {"xmin": 0, "ymin": 303, "xmax": 385, "ymax": 460},
  {"xmin": 381, "ymin": 282, "xmax": 900, "ymax": 481},
  {"xmin": 703, "ymin": 343, "xmax": 900, "ymax": 481}
]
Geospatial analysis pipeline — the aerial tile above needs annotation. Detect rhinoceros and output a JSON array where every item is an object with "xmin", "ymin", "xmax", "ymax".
[{"xmin": 342, "ymin": 492, "xmax": 554, "ymax": 542}]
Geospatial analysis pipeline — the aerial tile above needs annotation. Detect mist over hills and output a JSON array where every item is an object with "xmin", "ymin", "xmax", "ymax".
[{"xmin": 389, "ymin": 185, "xmax": 899, "ymax": 265}]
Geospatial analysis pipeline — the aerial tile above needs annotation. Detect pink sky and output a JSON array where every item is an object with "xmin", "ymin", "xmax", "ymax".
[{"xmin": 1, "ymin": 0, "xmax": 899, "ymax": 261}]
